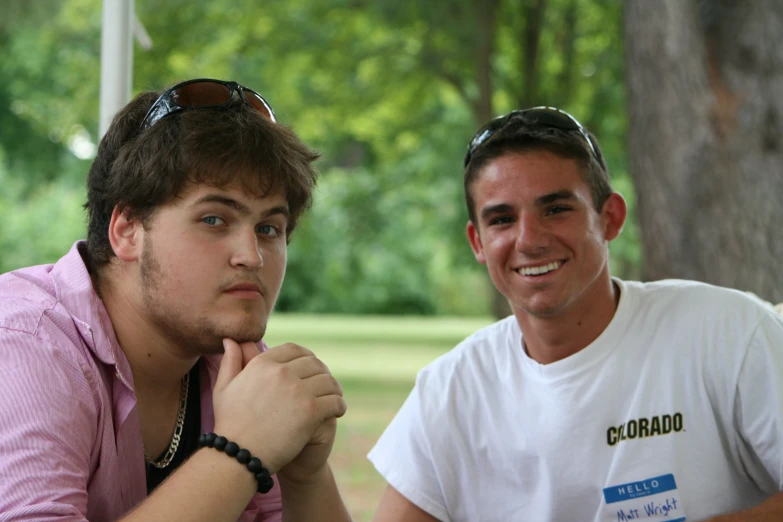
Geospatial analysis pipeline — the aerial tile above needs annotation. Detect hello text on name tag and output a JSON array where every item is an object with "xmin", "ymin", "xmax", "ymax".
[{"xmin": 603, "ymin": 474, "xmax": 686, "ymax": 521}]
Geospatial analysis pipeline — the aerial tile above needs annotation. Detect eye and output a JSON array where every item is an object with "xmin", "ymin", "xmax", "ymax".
[
  {"xmin": 202, "ymin": 216, "xmax": 226, "ymax": 226},
  {"xmin": 256, "ymin": 224, "xmax": 281, "ymax": 237},
  {"xmin": 546, "ymin": 206, "xmax": 571, "ymax": 216},
  {"xmin": 488, "ymin": 216, "xmax": 514, "ymax": 226}
]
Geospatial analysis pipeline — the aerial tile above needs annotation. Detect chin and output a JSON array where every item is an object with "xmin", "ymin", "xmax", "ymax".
[
  {"xmin": 222, "ymin": 321, "xmax": 266, "ymax": 344},
  {"xmin": 196, "ymin": 328, "xmax": 263, "ymax": 356},
  {"xmin": 188, "ymin": 313, "xmax": 266, "ymax": 353},
  {"xmin": 527, "ymin": 307, "xmax": 563, "ymax": 318},
  {"xmin": 517, "ymin": 297, "xmax": 567, "ymax": 318}
]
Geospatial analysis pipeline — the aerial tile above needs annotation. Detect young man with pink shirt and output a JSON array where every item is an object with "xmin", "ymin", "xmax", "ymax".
[{"xmin": 0, "ymin": 79, "xmax": 351, "ymax": 521}]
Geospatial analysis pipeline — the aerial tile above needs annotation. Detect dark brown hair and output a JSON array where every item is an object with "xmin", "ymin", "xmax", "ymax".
[
  {"xmin": 463, "ymin": 113, "xmax": 612, "ymax": 225},
  {"xmin": 85, "ymin": 88, "xmax": 319, "ymax": 271}
]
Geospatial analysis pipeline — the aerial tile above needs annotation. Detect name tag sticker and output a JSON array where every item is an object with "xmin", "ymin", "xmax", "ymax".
[{"xmin": 603, "ymin": 474, "xmax": 686, "ymax": 521}]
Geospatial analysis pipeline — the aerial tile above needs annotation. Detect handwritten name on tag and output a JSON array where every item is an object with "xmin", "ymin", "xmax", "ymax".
[{"xmin": 603, "ymin": 474, "xmax": 686, "ymax": 521}]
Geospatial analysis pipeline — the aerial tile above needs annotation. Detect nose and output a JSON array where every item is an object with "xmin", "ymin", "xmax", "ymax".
[
  {"xmin": 515, "ymin": 211, "xmax": 549, "ymax": 254},
  {"xmin": 230, "ymin": 228, "xmax": 264, "ymax": 270}
]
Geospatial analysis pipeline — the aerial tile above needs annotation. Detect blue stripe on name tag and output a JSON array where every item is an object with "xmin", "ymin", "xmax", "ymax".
[{"xmin": 603, "ymin": 474, "xmax": 678, "ymax": 504}]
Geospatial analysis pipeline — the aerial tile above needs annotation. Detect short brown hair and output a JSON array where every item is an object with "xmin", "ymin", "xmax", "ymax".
[
  {"xmin": 463, "ymin": 114, "xmax": 612, "ymax": 225},
  {"xmin": 85, "ymin": 88, "xmax": 319, "ymax": 270}
]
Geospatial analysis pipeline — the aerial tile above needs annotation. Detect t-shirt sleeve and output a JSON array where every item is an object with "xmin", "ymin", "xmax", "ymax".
[
  {"xmin": 0, "ymin": 329, "xmax": 97, "ymax": 521},
  {"xmin": 733, "ymin": 311, "xmax": 783, "ymax": 492},
  {"xmin": 367, "ymin": 377, "xmax": 450, "ymax": 522}
]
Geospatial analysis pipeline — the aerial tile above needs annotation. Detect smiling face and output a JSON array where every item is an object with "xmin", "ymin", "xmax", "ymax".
[
  {"xmin": 466, "ymin": 150, "xmax": 626, "ymax": 321},
  {"xmin": 133, "ymin": 181, "xmax": 289, "ymax": 353}
]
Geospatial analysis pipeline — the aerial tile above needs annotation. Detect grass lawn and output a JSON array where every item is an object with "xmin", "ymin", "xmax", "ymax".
[{"xmin": 264, "ymin": 314, "xmax": 494, "ymax": 522}]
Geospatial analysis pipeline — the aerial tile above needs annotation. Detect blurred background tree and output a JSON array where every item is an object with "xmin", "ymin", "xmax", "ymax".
[
  {"xmin": 6, "ymin": 0, "xmax": 778, "ymax": 319},
  {"xmin": 625, "ymin": 0, "xmax": 783, "ymax": 304},
  {"xmin": 0, "ymin": 0, "xmax": 640, "ymax": 318}
]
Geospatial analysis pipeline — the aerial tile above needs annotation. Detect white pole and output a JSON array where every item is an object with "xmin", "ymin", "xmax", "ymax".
[{"xmin": 98, "ymin": 0, "xmax": 135, "ymax": 138}]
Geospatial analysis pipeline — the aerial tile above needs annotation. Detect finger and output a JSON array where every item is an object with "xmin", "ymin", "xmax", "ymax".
[
  {"xmin": 315, "ymin": 394, "xmax": 348, "ymax": 420},
  {"xmin": 238, "ymin": 341, "xmax": 260, "ymax": 367},
  {"xmin": 215, "ymin": 338, "xmax": 242, "ymax": 392},
  {"xmin": 285, "ymin": 355, "xmax": 331, "ymax": 379},
  {"xmin": 307, "ymin": 418, "xmax": 337, "ymax": 445},
  {"xmin": 257, "ymin": 343, "xmax": 315, "ymax": 364},
  {"xmin": 302, "ymin": 373, "xmax": 343, "ymax": 398}
]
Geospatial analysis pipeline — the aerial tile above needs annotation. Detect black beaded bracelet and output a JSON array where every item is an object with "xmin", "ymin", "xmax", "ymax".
[{"xmin": 197, "ymin": 432, "xmax": 275, "ymax": 494}]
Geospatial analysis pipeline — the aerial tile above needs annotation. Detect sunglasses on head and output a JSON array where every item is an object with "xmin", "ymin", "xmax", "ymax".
[
  {"xmin": 139, "ymin": 78, "xmax": 276, "ymax": 131},
  {"xmin": 463, "ymin": 106, "xmax": 598, "ymax": 167}
]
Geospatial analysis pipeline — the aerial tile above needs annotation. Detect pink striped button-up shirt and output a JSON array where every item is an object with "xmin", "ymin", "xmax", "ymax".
[{"xmin": 0, "ymin": 242, "xmax": 282, "ymax": 521}]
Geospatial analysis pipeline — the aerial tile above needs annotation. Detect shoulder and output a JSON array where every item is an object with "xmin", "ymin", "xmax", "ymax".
[
  {"xmin": 0, "ymin": 327, "xmax": 101, "ymax": 416},
  {"xmin": 369, "ymin": 318, "xmax": 522, "ymax": 520},
  {"xmin": 0, "ymin": 265, "xmax": 59, "ymax": 335},
  {"xmin": 623, "ymin": 278, "xmax": 768, "ymax": 305},
  {"xmin": 414, "ymin": 316, "xmax": 520, "ymax": 403},
  {"xmin": 0, "ymin": 263, "xmax": 103, "ymax": 375},
  {"xmin": 618, "ymin": 279, "xmax": 782, "ymax": 378},
  {"xmin": 0, "ymin": 266, "xmax": 102, "ymax": 424},
  {"xmin": 421, "ymin": 316, "xmax": 518, "ymax": 373},
  {"xmin": 623, "ymin": 278, "xmax": 773, "ymax": 326}
]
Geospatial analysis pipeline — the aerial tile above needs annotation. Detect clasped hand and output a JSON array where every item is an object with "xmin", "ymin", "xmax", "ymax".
[{"xmin": 212, "ymin": 339, "xmax": 347, "ymax": 481}]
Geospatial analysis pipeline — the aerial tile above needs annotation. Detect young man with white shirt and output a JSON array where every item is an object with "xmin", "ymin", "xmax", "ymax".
[
  {"xmin": 0, "ymin": 79, "xmax": 351, "ymax": 521},
  {"xmin": 368, "ymin": 107, "xmax": 783, "ymax": 522}
]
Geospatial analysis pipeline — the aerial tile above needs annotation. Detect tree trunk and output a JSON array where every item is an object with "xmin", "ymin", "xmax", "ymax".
[
  {"xmin": 471, "ymin": 0, "xmax": 499, "ymax": 125},
  {"xmin": 519, "ymin": 0, "xmax": 546, "ymax": 108},
  {"xmin": 555, "ymin": 0, "xmax": 577, "ymax": 107},
  {"xmin": 624, "ymin": 0, "xmax": 783, "ymax": 303},
  {"xmin": 470, "ymin": 0, "xmax": 513, "ymax": 319}
]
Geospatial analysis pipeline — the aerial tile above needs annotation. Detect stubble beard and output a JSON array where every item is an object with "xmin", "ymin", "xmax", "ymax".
[{"xmin": 139, "ymin": 239, "xmax": 266, "ymax": 355}]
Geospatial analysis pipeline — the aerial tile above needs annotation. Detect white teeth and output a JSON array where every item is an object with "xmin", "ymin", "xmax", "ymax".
[{"xmin": 519, "ymin": 261, "xmax": 562, "ymax": 276}]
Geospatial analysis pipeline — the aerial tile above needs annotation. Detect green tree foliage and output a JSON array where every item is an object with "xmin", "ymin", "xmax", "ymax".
[{"xmin": 0, "ymin": 0, "xmax": 637, "ymax": 315}]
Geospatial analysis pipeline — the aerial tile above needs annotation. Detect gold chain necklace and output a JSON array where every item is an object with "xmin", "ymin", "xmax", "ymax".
[{"xmin": 144, "ymin": 372, "xmax": 189, "ymax": 469}]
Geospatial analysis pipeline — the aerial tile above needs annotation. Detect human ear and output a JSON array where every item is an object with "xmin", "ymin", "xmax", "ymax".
[
  {"xmin": 601, "ymin": 192, "xmax": 627, "ymax": 242},
  {"xmin": 107, "ymin": 205, "xmax": 143, "ymax": 262},
  {"xmin": 466, "ymin": 220, "xmax": 487, "ymax": 265}
]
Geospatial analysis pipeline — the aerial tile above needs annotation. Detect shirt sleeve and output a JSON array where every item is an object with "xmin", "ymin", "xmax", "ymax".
[
  {"xmin": 734, "ymin": 311, "xmax": 783, "ymax": 492},
  {"xmin": 0, "ymin": 329, "xmax": 97, "ymax": 521},
  {"xmin": 367, "ymin": 378, "xmax": 450, "ymax": 522}
]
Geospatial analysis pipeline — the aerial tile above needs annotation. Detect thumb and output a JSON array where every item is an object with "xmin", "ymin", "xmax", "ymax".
[
  {"xmin": 238, "ymin": 340, "xmax": 260, "ymax": 367},
  {"xmin": 215, "ymin": 338, "xmax": 242, "ymax": 393}
]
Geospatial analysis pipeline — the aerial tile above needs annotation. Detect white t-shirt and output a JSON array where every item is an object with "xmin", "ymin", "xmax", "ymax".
[{"xmin": 368, "ymin": 279, "xmax": 783, "ymax": 522}]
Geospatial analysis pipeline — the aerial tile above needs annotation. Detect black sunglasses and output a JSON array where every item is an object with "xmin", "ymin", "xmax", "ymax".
[
  {"xmin": 463, "ymin": 106, "xmax": 598, "ymax": 167},
  {"xmin": 139, "ymin": 78, "xmax": 277, "ymax": 131}
]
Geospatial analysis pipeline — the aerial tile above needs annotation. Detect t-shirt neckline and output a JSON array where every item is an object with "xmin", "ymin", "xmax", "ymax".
[{"xmin": 513, "ymin": 277, "xmax": 637, "ymax": 383}]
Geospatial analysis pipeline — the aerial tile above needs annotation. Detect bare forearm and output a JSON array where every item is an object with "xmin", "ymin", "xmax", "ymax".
[
  {"xmin": 280, "ymin": 464, "xmax": 352, "ymax": 522},
  {"xmin": 120, "ymin": 449, "xmax": 256, "ymax": 522},
  {"xmin": 706, "ymin": 492, "xmax": 783, "ymax": 522}
]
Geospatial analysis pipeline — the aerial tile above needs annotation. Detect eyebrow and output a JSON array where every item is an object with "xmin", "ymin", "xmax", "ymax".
[
  {"xmin": 535, "ymin": 190, "xmax": 576, "ymax": 206},
  {"xmin": 191, "ymin": 194, "xmax": 290, "ymax": 219},
  {"xmin": 480, "ymin": 203, "xmax": 514, "ymax": 221},
  {"xmin": 479, "ymin": 190, "xmax": 578, "ymax": 221}
]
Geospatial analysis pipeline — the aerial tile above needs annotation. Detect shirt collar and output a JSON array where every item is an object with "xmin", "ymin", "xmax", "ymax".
[{"xmin": 49, "ymin": 241, "xmax": 135, "ymax": 389}]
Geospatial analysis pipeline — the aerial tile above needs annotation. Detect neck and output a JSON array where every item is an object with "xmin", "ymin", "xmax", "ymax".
[
  {"xmin": 515, "ymin": 276, "xmax": 620, "ymax": 365},
  {"xmin": 97, "ymin": 269, "xmax": 198, "ymax": 397}
]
